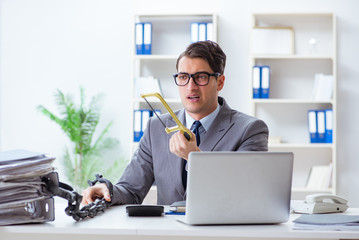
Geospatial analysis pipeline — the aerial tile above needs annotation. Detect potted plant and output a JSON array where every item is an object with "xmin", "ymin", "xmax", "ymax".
[{"xmin": 38, "ymin": 87, "xmax": 127, "ymax": 191}]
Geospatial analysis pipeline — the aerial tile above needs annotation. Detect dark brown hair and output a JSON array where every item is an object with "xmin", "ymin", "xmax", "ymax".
[{"xmin": 176, "ymin": 40, "xmax": 226, "ymax": 74}]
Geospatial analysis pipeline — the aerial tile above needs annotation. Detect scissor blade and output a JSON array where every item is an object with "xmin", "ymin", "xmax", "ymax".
[{"xmin": 143, "ymin": 97, "xmax": 167, "ymax": 129}]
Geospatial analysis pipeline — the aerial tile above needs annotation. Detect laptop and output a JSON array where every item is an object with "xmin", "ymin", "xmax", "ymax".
[{"xmin": 182, "ymin": 151, "xmax": 293, "ymax": 225}]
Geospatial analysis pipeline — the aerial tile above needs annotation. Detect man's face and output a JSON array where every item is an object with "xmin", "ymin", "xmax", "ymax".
[{"xmin": 177, "ymin": 56, "xmax": 225, "ymax": 120}]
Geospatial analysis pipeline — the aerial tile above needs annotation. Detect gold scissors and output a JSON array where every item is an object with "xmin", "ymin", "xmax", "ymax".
[{"xmin": 141, "ymin": 92, "xmax": 191, "ymax": 141}]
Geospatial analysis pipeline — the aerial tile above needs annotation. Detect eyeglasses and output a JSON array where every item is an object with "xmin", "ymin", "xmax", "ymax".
[{"xmin": 173, "ymin": 72, "xmax": 221, "ymax": 86}]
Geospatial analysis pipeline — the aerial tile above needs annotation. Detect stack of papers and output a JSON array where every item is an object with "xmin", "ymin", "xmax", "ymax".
[
  {"xmin": 311, "ymin": 74, "xmax": 334, "ymax": 101},
  {"xmin": 252, "ymin": 27, "xmax": 294, "ymax": 55},
  {"xmin": 293, "ymin": 214, "xmax": 359, "ymax": 231},
  {"xmin": 0, "ymin": 149, "xmax": 55, "ymax": 225},
  {"xmin": 134, "ymin": 76, "xmax": 163, "ymax": 98},
  {"xmin": 306, "ymin": 163, "xmax": 333, "ymax": 189}
]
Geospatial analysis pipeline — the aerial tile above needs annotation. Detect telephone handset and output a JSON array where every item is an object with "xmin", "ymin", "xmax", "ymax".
[
  {"xmin": 291, "ymin": 194, "xmax": 349, "ymax": 214},
  {"xmin": 305, "ymin": 193, "xmax": 348, "ymax": 205}
]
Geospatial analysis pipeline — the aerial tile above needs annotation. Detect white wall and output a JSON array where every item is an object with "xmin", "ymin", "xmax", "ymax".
[
  {"xmin": 0, "ymin": 0, "xmax": 134, "ymax": 175},
  {"xmin": 1, "ymin": 0, "xmax": 359, "ymax": 206}
]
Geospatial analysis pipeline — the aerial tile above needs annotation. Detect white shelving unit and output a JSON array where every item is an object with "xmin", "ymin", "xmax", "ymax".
[
  {"xmin": 249, "ymin": 13, "xmax": 337, "ymax": 200},
  {"xmin": 131, "ymin": 13, "xmax": 218, "ymax": 156}
]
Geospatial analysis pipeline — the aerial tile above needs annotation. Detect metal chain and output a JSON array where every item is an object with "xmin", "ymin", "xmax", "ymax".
[
  {"xmin": 65, "ymin": 197, "xmax": 111, "ymax": 221},
  {"xmin": 65, "ymin": 173, "xmax": 113, "ymax": 221},
  {"xmin": 42, "ymin": 172, "xmax": 113, "ymax": 222}
]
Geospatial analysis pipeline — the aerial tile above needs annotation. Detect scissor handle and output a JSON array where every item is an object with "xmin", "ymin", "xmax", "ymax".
[{"xmin": 166, "ymin": 126, "xmax": 191, "ymax": 140}]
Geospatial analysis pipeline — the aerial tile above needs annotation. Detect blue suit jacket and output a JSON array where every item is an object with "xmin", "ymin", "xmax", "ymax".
[{"xmin": 112, "ymin": 97, "xmax": 268, "ymax": 205}]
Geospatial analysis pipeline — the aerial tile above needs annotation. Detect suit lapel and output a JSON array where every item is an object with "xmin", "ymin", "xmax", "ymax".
[{"xmin": 200, "ymin": 98, "xmax": 234, "ymax": 151}]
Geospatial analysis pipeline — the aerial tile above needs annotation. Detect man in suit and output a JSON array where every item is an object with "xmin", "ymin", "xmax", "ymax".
[{"xmin": 81, "ymin": 41, "xmax": 268, "ymax": 206}]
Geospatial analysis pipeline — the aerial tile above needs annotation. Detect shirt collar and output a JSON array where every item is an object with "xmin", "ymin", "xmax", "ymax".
[{"xmin": 185, "ymin": 104, "xmax": 221, "ymax": 132}]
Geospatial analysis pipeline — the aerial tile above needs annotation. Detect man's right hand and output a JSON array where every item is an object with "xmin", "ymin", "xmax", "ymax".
[
  {"xmin": 81, "ymin": 183, "xmax": 111, "ymax": 206},
  {"xmin": 169, "ymin": 131, "xmax": 200, "ymax": 160}
]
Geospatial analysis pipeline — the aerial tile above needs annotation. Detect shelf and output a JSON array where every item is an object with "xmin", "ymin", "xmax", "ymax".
[
  {"xmin": 253, "ymin": 54, "xmax": 334, "ymax": 60},
  {"xmin": 250, "ymin": 13, "xmax": 336, "ymax": 198},
  {"xmin": 134, "ymin": 55, "xmax": 178, "ymax": 60},
  {"xmin": 135, "ymin": 13, "xmax": 216, "ymax": 18},
  {"xmin": 269, "ymin": 143, "xmax": 333, "ymax": 149},
  {"xmin": 253, "ymin": 12, "xmax": 334, "ymax": 17},
  {"xmin": 133, "ymin": 98, "xmax": 181, "ymax": 104},
  {"xmin": 293, "ymin": 187, "xmax": 333, "ymax": 193},
  {"xmin": 131, "ymin": 13, "xmax": 219, "ymax": 157},
  {"xmin": 252, "ymin": 99, "xmax": 334, "ymax": 104}
]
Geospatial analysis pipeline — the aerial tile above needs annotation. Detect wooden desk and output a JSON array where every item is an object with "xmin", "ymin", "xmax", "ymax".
[{"xmin": 1, "ymin": 203, "xmax": 358, "ymax": 240}]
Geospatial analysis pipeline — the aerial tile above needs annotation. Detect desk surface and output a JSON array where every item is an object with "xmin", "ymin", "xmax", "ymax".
[{"xmin": 1, "ymin": 202, "xmax": 359, "ymax": 240}]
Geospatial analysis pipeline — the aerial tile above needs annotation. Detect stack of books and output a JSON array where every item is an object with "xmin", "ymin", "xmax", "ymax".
[
  {"xmin": 0, "ymin": 149, "xmax": 55, "ymax": 225},
  {"xmin": 166, "ymin": 201, "xmax": 186, "ymax": 215}
]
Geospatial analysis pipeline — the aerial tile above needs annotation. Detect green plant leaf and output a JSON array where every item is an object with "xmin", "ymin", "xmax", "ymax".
[{"xmin": 37, "ymin": 87, "xmax": 127, "ymax": 190}]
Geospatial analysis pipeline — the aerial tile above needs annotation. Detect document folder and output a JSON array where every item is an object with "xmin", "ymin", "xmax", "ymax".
[
  {"xmin": 308, "ymin": 110, "xmax": 318, "ymax": 143},
  {"xmin": 135, "ymin": 23, "xmax": 144, "ymax": 54},
  {"xmin": 252, "ymin": 65, "xmax": 261, "ymax": 98},
  {"xmin": 143, "ymin": 22, "xmax": 152, "ymax": 55},
  {"xmin": 141, "ymin": 109, "xmax": 151, "ymax": 135},
  {"xmin": 316, "ymin": 110, "xmax": 326, "ymax": 143},
  {"xmin": 133, "ymin": 109, "xmax": 142, "ymax": 142},
  {"xmin": 260, "ymin": 65, "xmax": 270, "ymax": 98},
  {"xmin": 325, "ymin": 109, "xmax": 333, "ymax": 143},
  {"xmin": 198, "ymin": 23, "xmax": 206, "ymax": 41},
  {"xmin": 206, "ymin": 23, "xmax": 214, "ymax": 41},
  {"xmin": 191, "ymin": 22, "xmax": 199, "ymax": 43}
]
